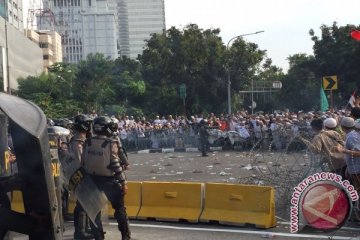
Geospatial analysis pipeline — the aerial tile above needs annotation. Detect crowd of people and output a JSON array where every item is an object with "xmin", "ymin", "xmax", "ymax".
[{"xmin": 52, "ymin": 109, "xmax": 355, "ymax": 152}]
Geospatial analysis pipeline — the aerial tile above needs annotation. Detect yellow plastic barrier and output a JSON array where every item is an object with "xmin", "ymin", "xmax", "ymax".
[
  {"xmin": 137, "ymin": 182, "xmax": 203, "ymax": 222},
  {"xmin": 200, "ymin": 183, "xmax": 276, "ymax": 228},
  {"xmin": 108, "ymin": 181, "xmax": 142, "ymax": 219},
  {"xmin": 68, "ymin": 181, "xmax": 142, "ymax": 219},
  {"xmin": 11, "ymin": 190, "xmax": 25, "ymax": 213}
]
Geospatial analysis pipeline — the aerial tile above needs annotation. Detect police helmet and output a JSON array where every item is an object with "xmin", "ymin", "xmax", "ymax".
[
  {"xmin": 73, "ymin": 114, "xmax": 93, "ymax": 132},
  {"xmin": 93, "ymin": 116, "xmax": 112, "ymax": 136},
  {"xmin": 47, "ymin": 118, "xmax": 55, "ymax": 127},
  {"xmin": 55, "ymin": 118, "xmax": 73, "ymax": 129},
  {"xmin": 109, "ymin": 116, "xmax": 119, "ymax": 133}
]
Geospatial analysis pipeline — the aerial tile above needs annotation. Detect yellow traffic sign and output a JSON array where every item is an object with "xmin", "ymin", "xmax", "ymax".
[{"xmin": 322, "ymin": 76, "xmax": 338, "ymax": 90}]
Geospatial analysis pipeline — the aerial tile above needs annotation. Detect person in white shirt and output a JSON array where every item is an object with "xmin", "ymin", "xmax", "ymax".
[{"xmin": 154, "ymin": 116, "xmax": 161, "ymax": 125}]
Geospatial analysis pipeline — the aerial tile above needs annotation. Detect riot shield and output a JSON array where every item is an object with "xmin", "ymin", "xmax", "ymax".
[
  {"xmin": 59, "ymin": 144, "xmax": 107, "ymax": 226},
  {"xmin": 0, "ymin": 113, "xmax": 9, "ymax": 176},
  {"xmin": 51, "ymin": 126, "xmax": 107, "ymax": 226},
  {"xmin": 0, "ymin": 93, "xmax": 62, "ymax": 240}
]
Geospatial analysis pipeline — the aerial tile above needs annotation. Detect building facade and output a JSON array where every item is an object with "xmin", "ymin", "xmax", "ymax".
[
  {"xmin": 0, "ymin": 0, "xmax": 24, "ymax": 32},
  {"xmin": 116, "ymin": 0, "xmax": 165, "ymax": 59},
  {"xmin": 35, "ymin": 0, "xmax": 165, "ymax": 63},
  {"xmin": 26, "ymin": 29, "xmax": 62, "ymax": 71},
  {"xmin": 0, "ymin": 16, "xmax": 43, "ymax": 91},
  {"xmin": 39, "ymin": 0, "xmax": 117, "ymax": 64}
]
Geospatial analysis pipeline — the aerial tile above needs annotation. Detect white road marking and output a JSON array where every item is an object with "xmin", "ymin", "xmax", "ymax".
[{"xmin": 105, "ymin": 222, "xmax": 355, "ymax": 239}]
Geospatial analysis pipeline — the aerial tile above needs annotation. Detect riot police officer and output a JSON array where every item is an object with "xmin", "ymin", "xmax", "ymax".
[
  {"xmin": 68, "ymin": 114, "xmax": 94, "ymax": 240},
  {"xmin": 199, "ymin": 119, "xmax": 210, "ymax": 157},
  {"xmin": 109, "ymin": 117, "xmax": 130, "ymax": 171},
  {"xmin": 82, "ymin": 116, "xmax": 130, "ymax": 240}
]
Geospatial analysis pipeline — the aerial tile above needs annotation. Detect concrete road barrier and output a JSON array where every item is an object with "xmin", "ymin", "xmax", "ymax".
[
  {"xmin": 200, "ymin": 183, "xmax": 276, "ymax": 228},
  {"xmin": 137, "ymin": 182, "xmax": 203, "ymax": 223}
]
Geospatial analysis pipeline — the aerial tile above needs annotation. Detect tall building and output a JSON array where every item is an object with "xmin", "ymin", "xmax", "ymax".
[
  {"xmin": 39, "ymin": 0, "xmax": 117, "ymax": 64},
  {"xmin": 35, "ymin": 0, "xmax": 165, "ymax": 63},
  {"xmin": 0, "ymin": 0, "xmax": 24, "ymax": 32},
  {"xmin": 116, "ymin": 0, "xmax": 165, "ymax": 59},
  {"xmin": 0, "ymin": 16, "xmax": 43, "ymax": 91},
  {"xmin": 26, "ymin": 29, "xmax": 62, "ymax": 71}
]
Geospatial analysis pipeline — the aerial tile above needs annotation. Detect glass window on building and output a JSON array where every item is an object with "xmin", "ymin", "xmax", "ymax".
[{"xmin": 40, "ymin": 43, "xmax": 49, "ymax": 48}]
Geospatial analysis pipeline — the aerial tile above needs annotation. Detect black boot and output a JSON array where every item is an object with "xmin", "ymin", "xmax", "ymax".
[
  {"xmin": 74, "ymin": 211, "xmax": 94, "ymax": 239},
  {"xmin": 92, "ymin": 230, "xmax": 105, "ymax": 240},
  {"xmin": 74, "ymin": 231, "xmax": 94, "ymax": 240}
]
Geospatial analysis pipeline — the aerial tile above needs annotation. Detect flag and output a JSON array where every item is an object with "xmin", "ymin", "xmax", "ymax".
[
  {"xmin": 351, "ymin": 30, "xmax": 360, "ymax": 41},
  {"xmin": 320, "ymin": 87, "xmax": 329, "ymax": 112},
  {"xmin": 349, "ymin": 90, "xmax": 357, "ymax": 108}
]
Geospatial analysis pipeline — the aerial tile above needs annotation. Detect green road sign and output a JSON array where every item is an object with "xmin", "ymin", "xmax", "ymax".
[{"xmin": 179, "ymin": 84, "xmax": 186, "ymax": 99}]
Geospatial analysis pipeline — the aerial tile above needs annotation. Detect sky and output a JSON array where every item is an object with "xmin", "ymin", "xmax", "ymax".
[{"xmin": 165, "ymin": 0, "xmax": 360, "ymax": 72}]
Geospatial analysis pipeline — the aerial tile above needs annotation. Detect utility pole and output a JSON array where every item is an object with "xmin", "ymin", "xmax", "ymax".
[{"xmin": 226, "ymin": 30, "xmax": 264, "ymax": 115}]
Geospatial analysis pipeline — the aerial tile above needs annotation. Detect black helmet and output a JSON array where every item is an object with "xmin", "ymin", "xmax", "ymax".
[
  {"xmin": 73, "ymin": 114, "xmax": 92, "ymax": 132},
  {"xmin": 109, "ymin": 117, "xmax": 119, "ymax": 133},
  {"xmin": 55, "ymin": 118, "xmax": 73, "ymax": 129},
  {"xmin": 93, "ymin": 116, "xmax": 112, "ymax": 136}
]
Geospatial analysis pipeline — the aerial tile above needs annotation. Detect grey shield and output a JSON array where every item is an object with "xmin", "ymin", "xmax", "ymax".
[
  {"xmin": 59, "ymin": 150, "xmax": 108, "ymax": 227},
  {"xmin": 0, "ymin": 93, "xmax": 62, "ymax": 240}
]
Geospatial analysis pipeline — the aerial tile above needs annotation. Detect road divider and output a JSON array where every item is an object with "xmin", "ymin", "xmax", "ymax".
[
  {"xmin": 11, "ymin": 181, "xmax": 276, "ymax": 229},
  {"xmin": 108, "ymin": 181, "xmax": 142, "ymax": 218},
  {"xmin": 137, "ymin": 182, "xmax": 203, "ymax": 223},
  {"xmin": 200, "ymin": 183, "xmax": 276, "ymax": 228}
]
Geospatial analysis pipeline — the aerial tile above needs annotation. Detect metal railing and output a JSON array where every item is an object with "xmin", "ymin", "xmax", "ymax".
[{"xmin": 119, "ymin": 126, "xmax": 314, "ymax": 152}]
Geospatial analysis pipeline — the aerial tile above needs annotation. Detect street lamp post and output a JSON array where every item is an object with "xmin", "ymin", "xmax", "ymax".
[
  {"xmin": 227, "ymin": 30, "xmax": 264, "ymax": 115},
  {"xmin": 4, "ymin": 0, "xmax": 10, "ymax": 94}
]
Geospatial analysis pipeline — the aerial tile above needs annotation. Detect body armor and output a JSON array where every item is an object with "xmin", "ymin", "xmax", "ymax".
[{"xmin": 83, "ymin": 137, "xmax": 113, "ymax": 177}]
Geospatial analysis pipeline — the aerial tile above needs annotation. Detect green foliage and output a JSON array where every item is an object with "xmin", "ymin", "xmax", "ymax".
[
  {"xmin": 103, "ymin": 104, "xmax": 127, "ymax": 116},
  {"xmin": 17, "ymin": 22, "xmax": 360, "ymax": 116},
  {"xmin": 139, "ymin": 24, "xmax": 271, "ymax": 115},
  {"xmin": 309, "ymin": 22, "xmax": 360, "ymax": 107},
  {"xmin": 276, "ymin": 54, "xmax": 318, "ymax": 111},
  {"xmin": 76, "ymin": 53, "xmax": 115, "ymax": 113}
]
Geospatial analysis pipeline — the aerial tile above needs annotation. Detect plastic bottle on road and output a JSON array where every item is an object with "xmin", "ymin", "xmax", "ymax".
[{"xmin": 261, "ymin": 233, "xmax": 275, "ymax": 238}]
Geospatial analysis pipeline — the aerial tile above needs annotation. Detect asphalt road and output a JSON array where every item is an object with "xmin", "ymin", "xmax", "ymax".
[{"xmin": 10, "ymin": 220, "xmax": 360, "ymax": 240}]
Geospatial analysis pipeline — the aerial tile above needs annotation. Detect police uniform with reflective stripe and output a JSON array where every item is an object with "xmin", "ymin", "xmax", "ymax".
[
  {"xmin": 68, "ymin": 132, "xmax": 93, "ymax": 240},
  {"xmin": 82, "ymin": 135, "xmax": 130, "ymax": 240}
]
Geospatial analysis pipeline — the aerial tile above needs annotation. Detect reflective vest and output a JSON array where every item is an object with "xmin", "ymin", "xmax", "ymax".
[{"xmin": 82, "ymin": 137, "xmax": 113, "ymax": 176}]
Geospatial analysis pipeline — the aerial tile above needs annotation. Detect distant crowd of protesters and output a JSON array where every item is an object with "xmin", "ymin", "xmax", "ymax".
[
  {"xmin": 51, "ymin": 108, "xmax": 358, "ymax": 151},
  {"xmin": 111, "ymin": 109, "xmax": 354, "ymax": 151}
]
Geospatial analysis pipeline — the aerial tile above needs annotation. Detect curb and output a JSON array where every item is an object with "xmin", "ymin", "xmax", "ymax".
[{"xmin": 137, "ymin": 147, "xmax": 224, "ymax": 154}]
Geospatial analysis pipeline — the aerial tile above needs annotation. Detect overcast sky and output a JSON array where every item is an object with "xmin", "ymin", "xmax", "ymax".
[{"xmin": 165, "ymin": 0, "xmax": 360, "ymax": 72}]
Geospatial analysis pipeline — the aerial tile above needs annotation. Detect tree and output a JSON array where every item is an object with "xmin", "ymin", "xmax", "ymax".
[
  {"xmin": 112, "ymin": 56, "xmax": 146, "ymax": 105},
  {"xmin": 277, "ymin": 54, "xmax": 318, "ymax": 111},
  {"xmin": 251, "ymin": 58, "xmax": 285, "ymax": 112},
  {"xmin": 17, "ymin": 72, "xmax": 81, "ymax": 118},
  {"xmin": 139, "ymin": 24, "xmax": 227, "ymax": 115},
  {"xmin": 75, "ymin": 53, "xmax": 115, "ymax": 113},
  {"xmin": 309, "ymin": 22, "xmax": 360, "ymax": 107}
]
